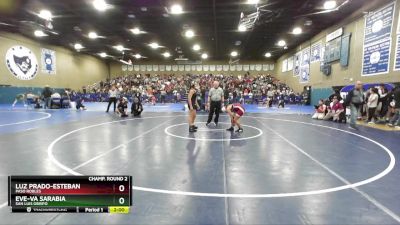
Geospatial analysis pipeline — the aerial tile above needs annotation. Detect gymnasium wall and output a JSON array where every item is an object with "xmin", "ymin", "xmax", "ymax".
[
  {"xmin": 275, "ymin": 0, "xmax": 400, "ymax": 96},
  {"xmin": 109, "ymin": 60, "xmax": 277, "ymax": 78},
  {"xmin": 0, "ymin": 32, "xmax": 109, "ymax": 90}
]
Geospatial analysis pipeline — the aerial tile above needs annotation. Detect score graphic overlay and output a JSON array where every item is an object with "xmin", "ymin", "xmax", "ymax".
[{"xmin": 8, "ymin": 176, "xmax": 132, "ymax": 213}]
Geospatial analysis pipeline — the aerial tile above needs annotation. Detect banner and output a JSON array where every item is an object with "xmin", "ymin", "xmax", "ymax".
[
  {"xmin": 301, "ymin": 47, "xmax": 310, "ymax": 66},
  {"xmin": 362, "ymin": 2, "xmax": 395, "ymax": 76},
  {"xmin": 293, "ymin": 52, "xmax": 301, "ymax": 77},
  {"xmin": 210, "ymin": 65, "xmax": 216, "ymax": 71},
  {"xmin": 310, "ymin": 42, "xmax": 322, "ymax": 63},
  {"xmin": 282, "ymin": 59, "xmax": 288, "ymax": 72},
  {"xmin": 287, "ymin": 56, "xmax": 294, "ymax": 71},
  {"xmin": 299, "ymin": 65, "xmax": 310, "ymax": 83},
  {"xmin": 269, "ymin": 64, "xmax": 274, "ymax": 70},
  {"xmin": 41, "ymin": 48, "xmax": 56, "ymax": 74}
]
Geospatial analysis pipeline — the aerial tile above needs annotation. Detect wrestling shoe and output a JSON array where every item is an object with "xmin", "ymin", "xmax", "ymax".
[
  {"xmin": 226, "ymin": 127, "xmax": 234, "ymax": 132},
  {"xmin": 235, "ymin": 128, "xmax": 243, "ymax": 133}
]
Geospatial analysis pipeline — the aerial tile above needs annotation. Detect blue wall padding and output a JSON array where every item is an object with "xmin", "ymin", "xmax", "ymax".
[
  {"xmin": 0, "ymin": 86, "xmax": 64, "ymax": 103},
  {"xmin": 311, "ymin": 87, "xmax": 334, "ymax": 106}
]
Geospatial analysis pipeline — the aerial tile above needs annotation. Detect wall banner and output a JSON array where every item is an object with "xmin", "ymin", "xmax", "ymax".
[
  {"xmin": 361, "ymin": 2, "xmax": 395, "ymax": 76},
  {"xmin": 287, "ymin": 56, "xmax": 294, "ymax": 71},
  {"xmin": 310, "ymin": 42, "xmax": 322, "ymax": 63},
  {"xmin": 41, "ymin": 48, "xmax": 56, "ymax": 74},
  {"xmin": 293, "ymin": 52, "xmax": 301, "ymax": 77},
  {"xmin": 299, "ymin": 65, "xmax": 310, "ymax": 83},
  {"xmin": 282, "ymin": 59, "xmax": 288, "ymax": 72}
]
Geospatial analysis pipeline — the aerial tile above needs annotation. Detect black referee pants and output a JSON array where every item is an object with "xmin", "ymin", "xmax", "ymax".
[
  {"xmin": 207, "ymin": 100, "xmax": 221, "ymax": 124},
  {"xmin": 106, "ymin": 97, "xmax": 117, "ymax": 112}
]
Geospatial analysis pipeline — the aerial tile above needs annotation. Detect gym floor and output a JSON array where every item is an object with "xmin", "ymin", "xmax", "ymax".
[{"xmin": 0, "ymin": 103, "xmax": 399, "ymax": 225}]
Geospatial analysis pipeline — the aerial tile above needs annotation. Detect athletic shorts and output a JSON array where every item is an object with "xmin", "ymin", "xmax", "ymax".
[{"xmin": 233, "ymin": 105, "xmax": 245, "ymax": 117}]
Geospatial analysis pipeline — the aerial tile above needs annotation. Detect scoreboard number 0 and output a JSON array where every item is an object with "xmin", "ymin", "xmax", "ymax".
[
  {"xmin": 119, "ymin": 197, "xmax": 125, "ymax": 205},
  {"xmin": 119, "ymin": 185, "xmax": 125, "ymax": 192}
]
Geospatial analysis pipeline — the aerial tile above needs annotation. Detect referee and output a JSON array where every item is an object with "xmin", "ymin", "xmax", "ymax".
[{"xmin": 206, "ymin": 81, "xmax": 224, "ymax": 126}]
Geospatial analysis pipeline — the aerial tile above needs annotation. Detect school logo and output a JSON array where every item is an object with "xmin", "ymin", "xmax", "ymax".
[{"xmin": 5, "ymin": 46, "xmax": 38, "ymax": 80}]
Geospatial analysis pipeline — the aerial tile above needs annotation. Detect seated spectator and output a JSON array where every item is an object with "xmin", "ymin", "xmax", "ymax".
[
  {"xmin": 312, "ymin": 99, "xmax": 327, "ymax": 120},
  {"xmin": 117, "ymin": 97, "xmax": 128, "ymax": 117},
  {"xmin": 323, "ymin": 96, "xmax": 344, "ymax": 122},
  {"xmin": 51, "ymin": 92, "xmax": 61, "ymax": 108}
]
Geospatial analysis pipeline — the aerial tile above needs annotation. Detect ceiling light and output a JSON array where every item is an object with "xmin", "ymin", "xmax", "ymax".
[
  {"xmin": 130, "ymin": 27, "xmax": 141, "ymax": 35},
  {"xmin": 230, "ymin": 51, "xmax": 238, "ymax": 57},
  {"xmin": 114, "ymin": 45, "xmax": 124, "ymax": 51},
  {"xmin": 247, "ymin": 0, "xmax": 260, "ymax": 4},
  {"xmin": 170, "ymin": 4, "xmax": 183, "ymax": 14},
  {"xmin": 149, "ymin": 42, "xmax": 160, "ymax": 49},
  {"xmin": 88, "ymin": 32, "xmax": 98, "ymax": 39},
  {"xmin": 193, "ymin": 44, "xmax": 201, "ymax": 51},
  {"xmin": 292, "ymin": 27, "xmax": 302, "ymax": 35},
  {"xmin": 38, "ymin": 10, "xmax": 52, "ymax": 20},
  {"xmin": 265, "ymin": 52, "xmax": 271, "ymax": 58},
  {"xmin": 134, "ymin": 54, "xmax": 142, "ymax": 59},
  {"xmin": 34, "ymin": 30, "xmax": 47, "ymax": 37},
  {"xmin": 201, "ymin": 53, "xmax": 208, "ymax": 59},
  {"xmin": 277, "ymin": 40, "xmax": 286, "ymax": 47},
  {"xmin": 74, "ymin": 43, "xmax": 83, "ymax": 50},
  {"xmin": 284, "ymin": 46, "xmax": 288, "ymax": 50},
  {"xmin": 162, "ymin": 52, "xmax": 171, "ymax": 58},
  {"xmin": 93, "ymin": 0, "xmax": 108, "ymax": 11},
  {"xmin": 238, "ymin": 24, "xmax": 247, "ymax": 32},
  {"xmin": 323, "ymin": 0, "xmax": 337, "ymax": 10},
  {"xmin": 99, "ymin": 52, "xmax": 107, "ymax": 58},
  {"xmin": 185, "ymin": 29, "xmax": 195, "ymax": 38}
]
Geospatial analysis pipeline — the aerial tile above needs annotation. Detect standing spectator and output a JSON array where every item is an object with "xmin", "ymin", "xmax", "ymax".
[
  {"xmin": 388, "ymin": 85, "xmax": 400, "ymax": 127},
  {"xmin": 42, "ymin": 85, "xmax": 53, "ymax": 109},
  {"xmin": 160, "ymin": 88, "xmax": 167, "ymax": 104},
  {"xmin": 206, "ymin": 81, "xmax": 224, "ymax": 126},
  {"xmin": 344, "ymin": 81, "xmax": 364, "ymax": 129},
  {"xmin": 378, "ymin": 84, "xmax": 389, "ymax": 121},
  {"xmin": 366, "ymin": 88, "xmax": 379, "ymax": 124},
  {"xmin": 106, "ymin": 85, "xmax": 118, "ymax": 113}
]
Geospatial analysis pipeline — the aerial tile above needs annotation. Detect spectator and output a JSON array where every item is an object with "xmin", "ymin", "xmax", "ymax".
[
  {"xmin": 366, "ymin": 88, "xmax": 379, "ymax": 124},
  {"xmin": 312, "ymin": 99, "xmax": 327, "ymax": 120},
  {"xmin": 387, "ymin": 86, "xmax": 400, "ymax": 127},
  {"xmin": 324, "ymin": 96, "xmax": 344, "ymax": 122},
  {"xmin": 42, "ymin": 85, "xmax": 53, "ymax": 109},
  {"xmin": 378, "ymin": 84, "xmax": 389, "ymax": 121}
]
